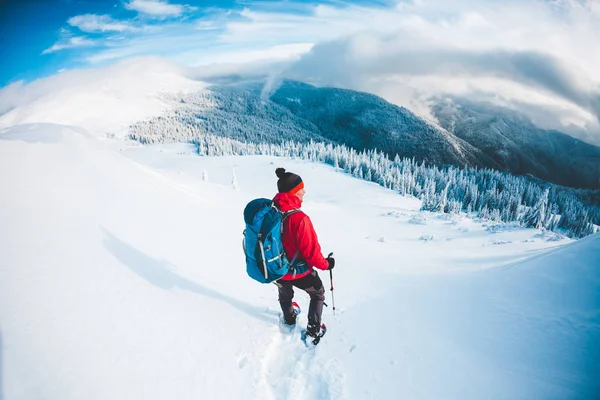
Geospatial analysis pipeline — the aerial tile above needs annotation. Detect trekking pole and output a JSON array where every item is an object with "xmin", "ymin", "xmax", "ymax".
[
  {"xmin": 328, "ymin": 252, "xmax": 336, "ymax": 315},
  {"xmin": 330, "ymin": 269, "xmax": 336, "ymax": 315}
]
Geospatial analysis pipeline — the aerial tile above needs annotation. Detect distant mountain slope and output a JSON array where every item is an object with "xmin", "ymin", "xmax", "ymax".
[
  {"xmin": 131, "ymin": 80, "xmax": 499, "ymax": 166},
  {"xmin": 130, "ymin": 81, "xmax": 331, "ymax": 145},
  {"xmin": 270, "ymin": 80, "xmax": 496, "ymax": 168},
  {"xmin": 431, "ymin": 98, "xmax": 600, "ymax": 189},
  {"xmin": 129, "ymin": 79, "xmax": 600, "ymax": 189}
]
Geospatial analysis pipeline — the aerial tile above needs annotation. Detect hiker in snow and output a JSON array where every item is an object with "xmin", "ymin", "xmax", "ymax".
[{"xmin": 273, "ymin": 168, "xmax": 335, "ymax": 339}]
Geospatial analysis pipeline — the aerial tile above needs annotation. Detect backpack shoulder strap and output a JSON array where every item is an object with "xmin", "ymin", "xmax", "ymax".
[
  {"xmin": 271, "ymin": 202, "xmax": 302, "ymax": 222},
  {"xmin": 282, "ymin": 209, "xmax": 301, "ymax": 221}
]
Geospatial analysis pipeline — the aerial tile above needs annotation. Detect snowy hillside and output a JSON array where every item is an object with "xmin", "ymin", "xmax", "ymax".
[
  {"xmin": 129, "ymin": 80, "xmax": 490, "ymax": 168},
  {"xmin": 1, "ymin": 123, "xmax": 598, "ymax": 399},
  {"xmin": 0, "ymin": 58, "xmax": 205, "ymax": 138},
  {"xmin": 432, "ymin": 98, "xmax": 600, "ymax": 190},
  {"xmin": 128, "ymin": 78, "xmax": 600, "ymax": 192}
]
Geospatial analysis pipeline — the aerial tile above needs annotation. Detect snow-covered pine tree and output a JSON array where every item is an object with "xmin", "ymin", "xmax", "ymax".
[
  {"xmin": 128, "ymin": 116, "xmax": 600, "ymax": 239},
  {"xmin": 520, "ymin": 188, "xmax": 549, "ymax": 229}
]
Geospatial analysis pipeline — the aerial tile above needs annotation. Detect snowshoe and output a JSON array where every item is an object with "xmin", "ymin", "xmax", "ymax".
[
  {"xmin": 301, "ymin": 323, "xmax": 327, "ymax": 347},
  {"xmin": 279, "ymin": 302, "xmax": 301, "ymax": 333}
]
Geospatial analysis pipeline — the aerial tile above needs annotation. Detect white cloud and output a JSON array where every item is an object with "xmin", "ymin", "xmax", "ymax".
[
  {"xmin": 124, "ymin": 0, "xmax": 195, "ymax": 18},
  {"xmin": 191, "ymin": 43, "xmax": 313, "ymax": 65},
  {"xmin": 219, "ymin": 4, "xmax": 381, "ymax": 45},
  {"xmin": 68, "ymin": 14, "xmax": 137, "ymax": 33},
  {"xmin": 42, "ymin": 36, "xmax": 96, "ymax": 54},
  {"xmin": 21, "ymin": 0, "xmax": 600, "ymax": 144},
  {"xmin": 82, "ymin": 27, "xmax": 207, "ymax": 64},
  {"xmin": 239, "ymin": 0, "xmax": 600, "ymax": 144}
]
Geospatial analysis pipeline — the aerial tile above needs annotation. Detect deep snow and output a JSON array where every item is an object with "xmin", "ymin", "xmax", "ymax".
[{"xmin": 1, "ymin": 124, "xmax": 598, "ymax": 399}]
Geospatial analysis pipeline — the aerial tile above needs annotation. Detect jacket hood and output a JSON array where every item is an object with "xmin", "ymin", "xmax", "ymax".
[{"xmin": 273, "ymin": 192, "xmax": 302, "ymax": 212}]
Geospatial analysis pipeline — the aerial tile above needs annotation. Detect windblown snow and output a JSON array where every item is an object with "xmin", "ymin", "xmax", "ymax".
[
  {"xmin": 0, "ymin": 122, "xmax": 598, "ymax": 400},
  {"xmin": 0, "ymin": 58, "xmax": 205, "ymax": 138}
]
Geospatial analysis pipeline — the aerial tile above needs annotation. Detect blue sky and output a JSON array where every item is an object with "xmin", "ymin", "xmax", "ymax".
[
  {"xmin": 1, "ymin": 0, "xmax": 127, "ymax": 85},
  {"xmin": 0, "ymin": 0, "xmax": 387, "ymax": 87}
]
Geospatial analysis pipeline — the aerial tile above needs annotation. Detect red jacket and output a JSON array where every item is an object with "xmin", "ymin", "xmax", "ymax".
[{"xmin": 273, "ymin": 192, "xmax": 329, "ymax": 280}]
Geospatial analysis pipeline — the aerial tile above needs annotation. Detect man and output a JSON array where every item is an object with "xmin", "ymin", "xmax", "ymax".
[{"xmin": 272, "ymin": 167, "xmax": 335, "ymax": 339}]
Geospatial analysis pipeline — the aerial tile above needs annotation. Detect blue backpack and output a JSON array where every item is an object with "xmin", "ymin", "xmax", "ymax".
[{"xmin": 243, "ymin": 198, "xmax": 304, "ymax": 283}]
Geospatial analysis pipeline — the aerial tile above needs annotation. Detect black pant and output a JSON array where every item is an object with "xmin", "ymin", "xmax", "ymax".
[{"xmin": 276, "ymin": 269, "xmax": 325, "ymax": 327}]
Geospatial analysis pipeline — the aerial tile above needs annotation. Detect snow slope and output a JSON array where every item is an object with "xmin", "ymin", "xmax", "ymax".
[
  {"xmin": 0, "ymin": 58, "xmax": 205, "ymax": 138},
  {"xmin": 1, "ymin": 124, "xmax": 599, "ymax": 399}
]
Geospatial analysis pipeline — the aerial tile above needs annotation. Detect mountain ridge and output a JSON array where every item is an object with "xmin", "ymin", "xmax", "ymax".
[
  {"xmin": 269, "ymin": 80, "xmax": 503, "ymax": 169},
  {"xmin": 130, "ymin": 79, "xmax": 600, "ymax": 189}
]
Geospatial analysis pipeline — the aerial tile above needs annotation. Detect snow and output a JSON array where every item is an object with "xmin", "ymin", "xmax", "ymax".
[
  {"xmin": 1, "ymin": 125, "xmax": 599, "ymax": 399},
  {"xmin": 0, "ymin": 58, "xmax": 206, "ymax": 139}
]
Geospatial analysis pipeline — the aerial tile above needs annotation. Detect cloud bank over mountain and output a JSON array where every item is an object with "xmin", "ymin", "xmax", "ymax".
[
  {"xmin": 278, "ymin": 0, "xmax": 600, "ymax": 145},
  {"xmin": 3, "ymin": 0, "xmax": 600, "ymax": 145}
]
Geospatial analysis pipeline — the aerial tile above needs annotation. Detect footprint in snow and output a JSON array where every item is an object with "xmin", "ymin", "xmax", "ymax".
[
  {"xmin": 258, "ymin": 324, "xmax": 344, "ymax": 399},
  {"xmin": 238, "ymin": 354, "xmax": 248, "ymax": 369}
]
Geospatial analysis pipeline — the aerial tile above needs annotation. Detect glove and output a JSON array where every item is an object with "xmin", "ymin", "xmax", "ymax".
[{"xmin": 326, "ymin": 253, "xmax": 335, "ymax": 270}]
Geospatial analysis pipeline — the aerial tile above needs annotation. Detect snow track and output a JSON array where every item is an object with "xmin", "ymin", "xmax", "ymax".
[{"xmin": 258, "ymin": 324, "xmax": 344, "ymax": 400}]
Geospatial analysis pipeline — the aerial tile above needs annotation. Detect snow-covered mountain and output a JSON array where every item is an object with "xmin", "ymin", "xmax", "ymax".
[
  {"xmin": 129, "ymin": 81, "xmax": 331, "ymax": 145},
  {"xmin": 1, "ymin": 123, "xmax": 599, "ymax": 399},
  {"xmin": 130, "ymin": 79, "xmax": 497, "ymax": 167},
  {"xmin": 0, "ymin": 57, "xmax": 205, "ymax": 138},
  {"xmin": 432, "ymin": 98, "xmax": 600, "ymax": 190},
  {"xmin": 128, "ymin": 79, "xmax": 600, "ymax": 190},
  {"xmin": 3, "ymin": 57, "xmax": 597, "ymax": 191},
  {"xmin": 2, "ymin": 60, "xmax": 599, "ymax": 238},
  {"xmin": 269, "ymin": 80, "xmax": 491, "ymax": 167}
]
